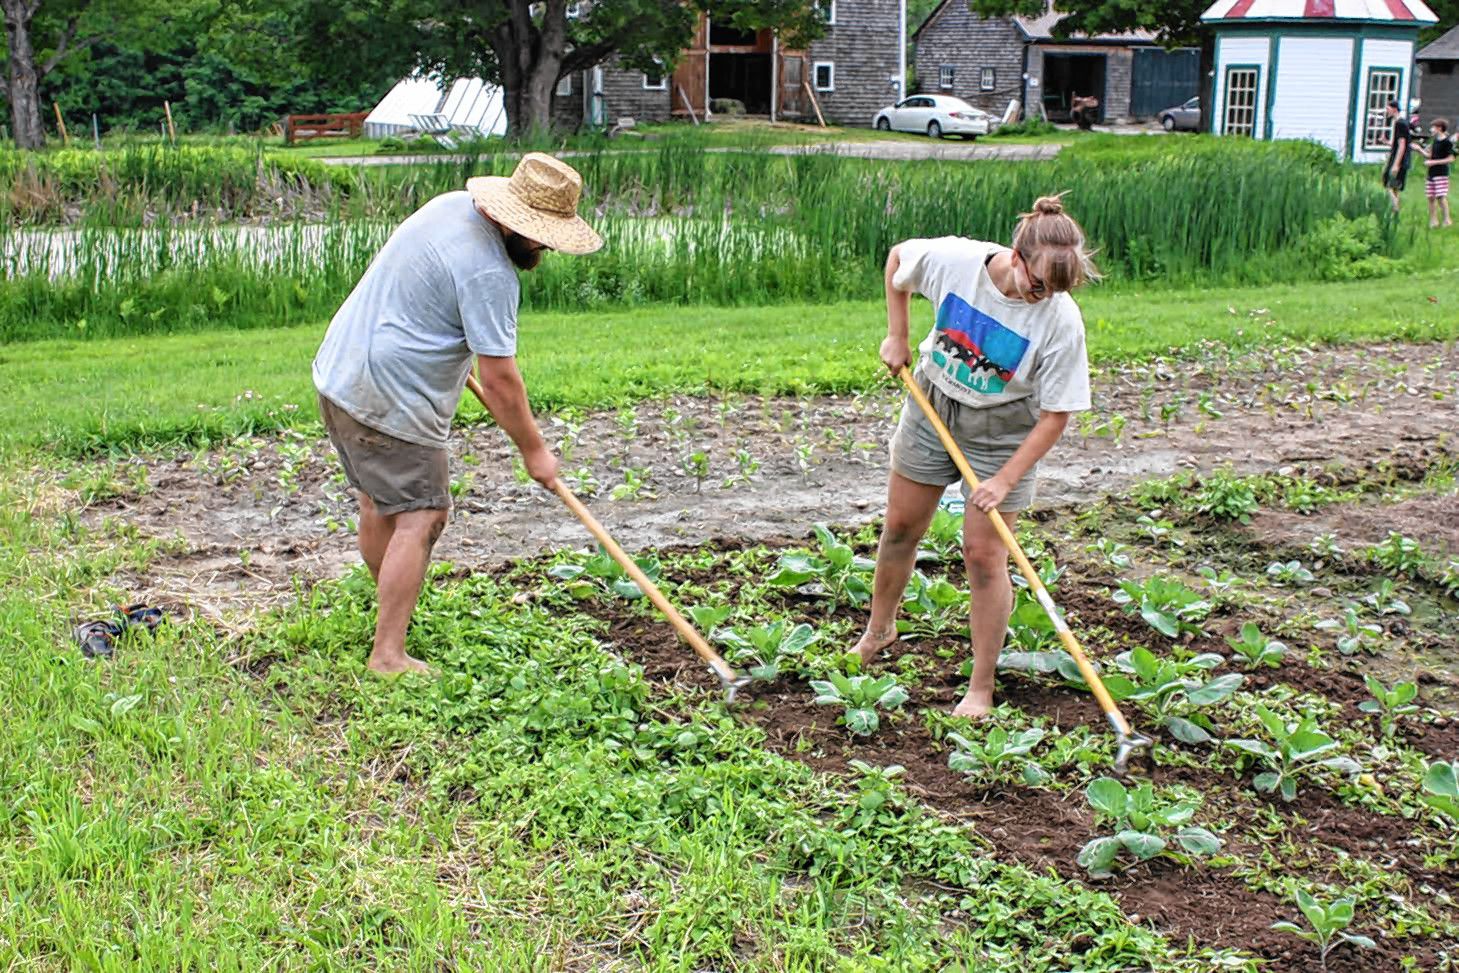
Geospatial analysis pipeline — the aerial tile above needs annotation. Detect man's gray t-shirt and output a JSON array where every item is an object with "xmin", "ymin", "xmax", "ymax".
[{"xmin": 313, "ymin": 191, "xmax": 519, "ymax": 448}]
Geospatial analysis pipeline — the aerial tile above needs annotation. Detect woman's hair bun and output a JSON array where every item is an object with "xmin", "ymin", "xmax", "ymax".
[{"xmin": 1031, "ymin": 194, "xmax": 1065, "ymax": 216}]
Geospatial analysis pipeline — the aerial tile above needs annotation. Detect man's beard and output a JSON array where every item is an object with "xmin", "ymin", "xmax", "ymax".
[{"xmin": 505, "ymin": 233, "xmax": 544, "ymax": 271}]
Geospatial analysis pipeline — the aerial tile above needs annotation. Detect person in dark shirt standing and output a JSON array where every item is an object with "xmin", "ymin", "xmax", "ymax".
[
  {"xmin": 1384, "ymin": 99, "xmax": 1412, "ymax": 213},
  {"xmin": 1419, "ymin": 118, "xmax": 1453, "ymax": 228}
]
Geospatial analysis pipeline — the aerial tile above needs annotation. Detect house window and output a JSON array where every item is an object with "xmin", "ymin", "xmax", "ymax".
[
  {"xmin": 980, "ymin": 67, "xmax": 995, "ymax": 91},
  {"xmin": 816, "ymin": 0, "xmax": 836, "ymax": 24},
  {"xmin": 565, "ymin": 2, "xmax": 581, "ymax": 17},
  {"xmin": 643, "ymin": 61, "xmax": 667, "ymax": 90},
  {"xmin": 1363, "ymin": 68, "xmax": 1402, "ymax": 150},
  {"xmin": 1222, "ymin": 66, "xmax": 1259, "ymax": 137},
  {"xmin": 556, "ymin": 74, "xmax": 573, "ymax": 97},
  {"xmin": 939, "ymin": 65, "xmax": 955, "ymax": 90},
  {"xmin": 814, "ymin": 61, "xmax": 835, "ymax": 92}
]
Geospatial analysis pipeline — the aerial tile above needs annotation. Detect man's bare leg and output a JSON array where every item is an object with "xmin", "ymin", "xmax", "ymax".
[
  {"xmin": 851, "ymin": 472, "xmax": 944, "ymax": 664},
  {"xmin": 953, "ymin": 509, "xmax": 1018, "ymax": 719},
  {"xmin": 368, "ymin": 507, "xmax": 446, "ymax": 675},
  {"xmin": 357, "ymin": 493, "xmax": 394, "ymax": 582}
]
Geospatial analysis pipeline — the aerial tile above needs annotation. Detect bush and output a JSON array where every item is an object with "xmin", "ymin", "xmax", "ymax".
[
  {"xmin": 1301, "ymin": 214, "xmax": 1397, "ymax": 280},
  {"xmin": 990, "ymin": 118, "xmax": 1056, "ymax": 138}
]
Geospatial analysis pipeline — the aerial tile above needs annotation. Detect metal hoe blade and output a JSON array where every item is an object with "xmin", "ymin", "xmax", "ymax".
[
  {"xmin": 1112, "ymin": 725, "xmax": 1156, "ymax": 776},
  {"xmin": 718, "ymin": 671, "xmax": 754, "ymax": 705}
]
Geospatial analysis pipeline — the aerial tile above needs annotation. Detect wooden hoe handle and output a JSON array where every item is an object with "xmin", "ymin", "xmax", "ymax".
[
  {"xmin": 464, "ymin": 374, "xmax": 742, "ymax": 688},
  {"xmin": 897, "ymin": 367, "xmax": 1133, "ymax": 734}
]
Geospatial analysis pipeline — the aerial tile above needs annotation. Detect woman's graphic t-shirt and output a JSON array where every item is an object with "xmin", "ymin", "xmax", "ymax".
[{"xmin": 892, "ymin": 236, "xmax": 1092, "ymax": 413}]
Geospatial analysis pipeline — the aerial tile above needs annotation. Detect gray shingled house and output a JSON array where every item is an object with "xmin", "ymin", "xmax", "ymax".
[
  {"xmin": 1419, "ymin": 26, "xmax": 1459, "ymax": 126},
  {"xmin": 552, "ymin": 2, "xmax": 906, "ymax": 129},
  {"xmin": 912, "ymin": 0, "xmax": 1199, "ymax": 123}
]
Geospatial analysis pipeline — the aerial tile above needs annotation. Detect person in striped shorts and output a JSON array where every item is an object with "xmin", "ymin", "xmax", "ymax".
[{"xmin": 1421, "ymin": 119, "xmax": 1453, "ymax": 228}]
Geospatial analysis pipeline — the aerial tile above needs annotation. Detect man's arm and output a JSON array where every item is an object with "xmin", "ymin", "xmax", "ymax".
[
  {"xmin": 475, "ymin": 354, "xmax": 559, "ymax": 489},
  {"xmin": 881, "ymin": 244, "xmax": 913, "ymax": 374},
  {"xmin": 968, "ymin": 411, "xmax": 1071, "ymax": 512},
  {"xmin": 1392, "ymin": 134, "xmax": 1410, "ymax": 175}
]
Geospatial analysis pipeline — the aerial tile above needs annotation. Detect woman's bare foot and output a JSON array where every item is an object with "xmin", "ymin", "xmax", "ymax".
[
  {"xmin": 367, "ymin": 652, "xmax": 433, "ymax": 676},
  {"xmin": 850, "ymin": 626, "xmax": 899, "ymax": 665},
  {"xmin": 952, "ymin": 686, "xmax": 995, "ymax": 719}
]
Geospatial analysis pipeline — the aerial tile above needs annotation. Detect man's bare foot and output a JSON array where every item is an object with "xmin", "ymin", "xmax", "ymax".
[
  {"xmin": 850, "ymin": 626, "xmax": 899, "ymax": 665},
  {"xmin": 367, "ymin": 652, "xmax": 433, "ymax": 676},
  {"xmin": 952, "ymin": 687, "xmax": 995, "ymax": 719}
]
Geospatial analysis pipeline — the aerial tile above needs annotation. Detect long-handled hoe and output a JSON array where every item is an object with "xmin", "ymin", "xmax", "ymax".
[
  {"xmin": 466, "ymin": 374, "xmax": 752, "ymax": 703},
  {"xmin": 899, "ymin": 367, "xmax": 1153, "ymax": 775}
]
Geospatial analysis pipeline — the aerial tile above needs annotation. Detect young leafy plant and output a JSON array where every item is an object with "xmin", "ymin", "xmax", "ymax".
[
  {"xmin": 1422, "ymin": 759, "xmax": 1459, "ymax": 820},
  {"xmin": 548, "ymin": 548, "xmax": 661, "ymax": 601},
  {"xmin": 768, "ymin": 524, "xmax": 875, "ymax": 608},
  {"xmin": 1225, "ymin": 704, "xmax": 1361, "ymax": 801},
  {"xmin": 1362, "ymin": 579, "xmax": 1411, "ymax": 616},
  {"xmin": 1357, "ymin": 674, "xmax": 1418, "ymax": 739},
  {"xmin": 1225, "ymin": 622, "xmax": 1287, "ymax": 669},
  {"xmin": 1193, "ymin": 468, "xmax": 1259, "ymax": 522},
  {"xmin": 897, "ymin": 570, "xmax": 967, "ymax": 638},
  {"xmin": 1102, "ymin": 646, "xmax": 1244, "ymax": 744},
  {"xmin": 918, "ymin": 507, "xmax": 963, "ymax": 563},
  {"xmin": 1265, "ymin": 559, "xmax": 1315, "ymax": 585},
  {"xmin": 946, "ymin": 726, "xmax": 1051, "ymax": 786},
  {"xmin": 715, "ymin": 620, "xmax": 817, "ymax": 680},
  {"xmin": 1076, "ymin": 777, "xmax": 1222, "ymax": 879},
  {"xmin": 1314, "ymin": 607, "xmax": 1383, "ymax": 656},
  {"xmin": 1112, "ymin": 576, "xmax": 1213, "ymax": 639},
  {"xmin": 1270, "ymin": 891, "xmax": 1375, "ymax": 972},
  {"xmin": 810, "ymin": 672, "xmax": 909, "ymax": 736},
  {"xmin": 1366, "ymin": 531, "xmax": 1425, "ymax": 579}
]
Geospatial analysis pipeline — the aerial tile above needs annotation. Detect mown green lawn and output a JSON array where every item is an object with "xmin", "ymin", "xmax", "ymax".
[{"xmin": 3, "ymin": 267, "xmax": 1455, "ymax": 457}]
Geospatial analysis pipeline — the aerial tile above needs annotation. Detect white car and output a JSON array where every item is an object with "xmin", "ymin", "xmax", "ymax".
[{"xmin": 873, "ymin": 95, "xmax": 993, "ymax": 139}]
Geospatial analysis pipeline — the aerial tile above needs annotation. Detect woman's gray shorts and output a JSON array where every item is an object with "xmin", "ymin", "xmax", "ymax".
[{"xmin": 889, "ymin": 369, "xmax": 1040, "ymax": 512}]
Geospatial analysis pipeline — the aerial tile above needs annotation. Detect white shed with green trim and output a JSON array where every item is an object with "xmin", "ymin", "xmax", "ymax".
[{"xmin": 1201, "ymin": 0, "xmax": 1437, "ymax": 161}]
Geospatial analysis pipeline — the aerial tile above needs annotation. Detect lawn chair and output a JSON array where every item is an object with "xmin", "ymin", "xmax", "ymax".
[{"xmin": 408, "ymin": 112, "xmax": 458, "ymax": 150}]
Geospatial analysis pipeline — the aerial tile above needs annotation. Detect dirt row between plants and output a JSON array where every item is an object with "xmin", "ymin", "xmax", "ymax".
[
  {"xmin": 582, "ymin": 570, "xmax": 1456, "ymax": 973},
  {"xmin": 86, "ymin": 340, "xmax": 1459, "ymax": 620}
]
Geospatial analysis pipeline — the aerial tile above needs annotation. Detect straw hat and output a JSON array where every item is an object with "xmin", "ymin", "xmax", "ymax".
[{"xmin": 467, "ymin": 153, "xmax": 602, "ymax": 256}]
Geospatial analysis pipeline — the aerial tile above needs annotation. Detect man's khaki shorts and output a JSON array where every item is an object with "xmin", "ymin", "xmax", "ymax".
[
  {"xmin": 318, "ymin": 395, "xmax": 450, "ymax": 515},
  {"xmin": 889, "ymin": 369, "xmax": 1040, "ymax": 512}
]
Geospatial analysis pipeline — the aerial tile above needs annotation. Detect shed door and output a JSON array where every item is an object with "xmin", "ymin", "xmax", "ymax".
[
  {"xmin": 672, "ymin": 16, "xmax": 708, "ymax": 116},
  {"xmin": 1130, "ymin": 49, "xmax": 1200, "ymax": 117},
  {"xmin": 778, "ymin": 50, "xmax": 808, "ymax": 119}
]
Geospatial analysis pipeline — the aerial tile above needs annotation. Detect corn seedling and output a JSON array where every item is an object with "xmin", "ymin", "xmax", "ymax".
[{"xmin": 1076, "ymin": 777, "xmax": 1222, "ymax": 879}]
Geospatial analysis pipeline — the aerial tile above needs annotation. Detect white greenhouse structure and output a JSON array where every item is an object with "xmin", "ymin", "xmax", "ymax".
[{"xmin": 1201, "ymin": 0, "xmax": 1438, "ymax": 161}]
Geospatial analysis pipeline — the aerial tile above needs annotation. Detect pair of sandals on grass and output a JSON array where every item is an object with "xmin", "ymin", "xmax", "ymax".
[{"xmin": 73, "ymin": 603, "xmax": 165, "ymax": 659}]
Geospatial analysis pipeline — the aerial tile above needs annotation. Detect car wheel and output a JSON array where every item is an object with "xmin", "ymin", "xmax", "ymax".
[
  {"xmin": 876, "ymin": 117, "xmax": 891, "ymax": 131},
  {"xmin": 928, "ymin": 120, "xmax": 942, "ymax": 139},
  {"xmin": 1162, "ymin": 115, "xmax": 1175, "ymax": 132}
]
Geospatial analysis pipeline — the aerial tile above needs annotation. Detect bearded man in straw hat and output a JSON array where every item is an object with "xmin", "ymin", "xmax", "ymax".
[{"xmin": 312, "ymin": 153, "xmax": 601, "ymax": 675}]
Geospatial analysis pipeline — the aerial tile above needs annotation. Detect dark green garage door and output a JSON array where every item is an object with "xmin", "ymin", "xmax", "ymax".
[{"xmin": 1131, "ymin": 49, "xmax": 1200, "ymax": 117}]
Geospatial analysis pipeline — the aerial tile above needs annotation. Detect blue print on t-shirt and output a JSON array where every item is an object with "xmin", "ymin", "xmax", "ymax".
[{"xmin": 928, "ymin": 293, "xmax": 1030, "ymax": 394}]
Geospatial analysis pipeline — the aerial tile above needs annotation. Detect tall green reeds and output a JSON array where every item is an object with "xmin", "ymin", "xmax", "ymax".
[{"xmin": 0, "ymin": 136, "xmax": 1398, "ymax": 342}]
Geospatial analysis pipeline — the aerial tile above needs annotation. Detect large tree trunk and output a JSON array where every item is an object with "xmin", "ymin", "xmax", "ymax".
[
  {"xmin": 2, "ymin": 0, "xmax": 47, "ymax": 150},
  {"xmin": 492, "ymin": 0, "xmax": 569, "ymax": 140}
]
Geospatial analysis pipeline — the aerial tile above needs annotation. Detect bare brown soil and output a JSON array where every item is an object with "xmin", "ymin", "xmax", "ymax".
[{"xmin": 84, "ymin": 341, "xmax": 1458, "ymax": 616}]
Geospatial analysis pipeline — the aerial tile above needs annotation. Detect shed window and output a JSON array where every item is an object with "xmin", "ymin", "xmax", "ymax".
[
  {"xmin": 980, "ymin": 67, "xmax": 996, "ymax": 91},
  {"xmin": 556, "ymin": 74, "xmax": 573, "ymax": 97},
  {"xmin": 1222, "ymin": 66, "xmax": 1259, "ymax": 137},
  {"xmin": 814, "ymin": 61, "xmax": 835, "ymax": 92},
  {"xmin": 643, "ymin": 62, "xmax": 667, "ymax": 90},
  {"xmin": 1363, "ymin": 68, "xmax": 1402, "ymax": 150},
  {"xmin": 939, "ymin": 65, "xmax": 955, "ymax": 89}
]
